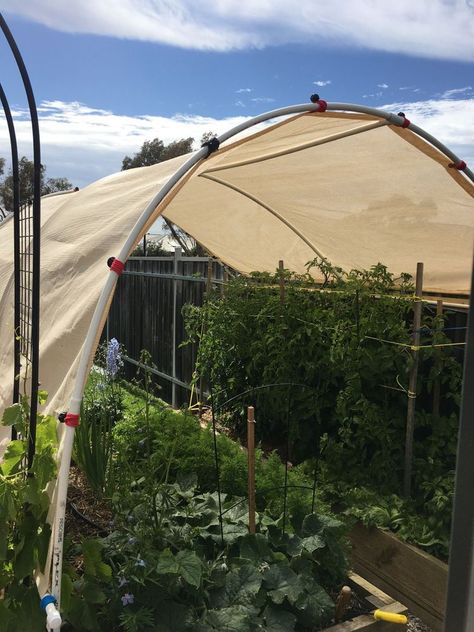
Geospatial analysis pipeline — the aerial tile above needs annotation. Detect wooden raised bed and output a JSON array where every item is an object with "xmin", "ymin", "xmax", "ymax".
[
  {"xmin": 326, "ymin": 573, "xmax": 407, "ymax": 631},
  {"xmin": 349, "ymin": 523, "xmax": 449, "ymax": 632}
]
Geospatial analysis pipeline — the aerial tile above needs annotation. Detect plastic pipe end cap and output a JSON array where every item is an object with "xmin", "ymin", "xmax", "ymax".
[{"xmin": 45, "ymin": 603, "xmax": 62, "ymax": 630}]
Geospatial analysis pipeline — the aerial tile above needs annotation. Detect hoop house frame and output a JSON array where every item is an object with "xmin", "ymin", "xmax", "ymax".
[{"xmin": 29, "ymin": 101, "xmax": 471, "ymax": 626}]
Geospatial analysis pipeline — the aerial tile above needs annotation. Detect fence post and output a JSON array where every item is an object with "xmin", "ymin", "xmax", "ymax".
[
  {"xmin": 403, "ymin": 261, "xmax": 424, "ymax": 498},
  {"xmin": 433, "ymin": 299, "xmax": 443, "ymax": 417},
  {"xmin": 247, "ymin": 406, "xmax": 256, "ymax": 534},
  {"xmin": 279, "ymin": 260, "xmax": 285, "ymax": 304},
  {"xmin": 172, "ymin": 246, "xmax": 182, "ymax": 408}
]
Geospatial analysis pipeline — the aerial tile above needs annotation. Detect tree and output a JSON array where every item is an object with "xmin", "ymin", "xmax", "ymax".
[
  {"xmin": 42, "ymin": 177, "xmax": 74, "ymax": 196},
  {"xmin": 0, "ymin": 156, "xmax": 74, "ymax": 215},
  {"xmin": 121, "ymin": 137, "xmax": 194, "ymax": 171},
  {"xmin": 122, "ymin": 136, "xmax": 206, "ymax": 255}
]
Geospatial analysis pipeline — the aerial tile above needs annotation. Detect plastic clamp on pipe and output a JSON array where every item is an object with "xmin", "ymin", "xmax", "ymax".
[{"xmin": 40, "ymin": 594, "xmax": 62, "ymax": 630}]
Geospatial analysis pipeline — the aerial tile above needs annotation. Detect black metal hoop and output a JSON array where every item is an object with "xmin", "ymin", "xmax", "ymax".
[{"xmin": 0, "ymin": 13, "xmax": 41, "ymax": 467}]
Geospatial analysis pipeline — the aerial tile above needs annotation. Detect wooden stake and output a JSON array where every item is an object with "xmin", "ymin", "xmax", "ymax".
[
  {"xmin": 403, "ymin": 262, "xmax": 424, "ymax": 498},
  {"xmin": 247, "ymin": 406, "xmax": 256, "ymax": 534},
  {"xmin": 279, "ymin": 260, "xmax": 285, "ymax": 304},
  {"xmin": 335, "ymin": 585, "xmax": 352, "ymax": 622},
  {"xmin": 432, "ymin": 299, "xmax": 443, "ymax": 417}
]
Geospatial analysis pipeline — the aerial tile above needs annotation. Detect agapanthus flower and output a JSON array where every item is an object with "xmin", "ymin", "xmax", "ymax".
[{"xmin": 106, "ymin": 338, "xmax": 121, "ymax": 378}]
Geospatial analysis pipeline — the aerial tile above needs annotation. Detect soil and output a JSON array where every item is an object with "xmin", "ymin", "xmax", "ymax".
[{"xmin": 66, "ymin": 465, "xmax": 112, "ymax": 543}]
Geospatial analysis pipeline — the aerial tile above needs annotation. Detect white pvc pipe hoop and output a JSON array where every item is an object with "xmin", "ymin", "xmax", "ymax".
[{"xmin": 41, "ymin": 101, "xmax": 474, "ymax": 623}]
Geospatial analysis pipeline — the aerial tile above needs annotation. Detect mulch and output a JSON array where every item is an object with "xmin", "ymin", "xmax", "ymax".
[{"xmin": 66, "ymin": 465, "xmax": 113, "ymax": 543}]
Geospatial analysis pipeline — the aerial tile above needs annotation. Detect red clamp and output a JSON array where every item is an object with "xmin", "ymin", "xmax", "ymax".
[
  {"xmin": 317, "ymin": 99, "xmax": 328, "ymax": 112},
  {"xmin": 65, "ymin": 413, "xmax": 80, "ymax": 427},
  {"xmin": 449, "ymin": 160, "xmax": 467, "ymax": 171},
  {"xmin": 110, "ymin": 258, "xmax": 125, "ymax": 275},
  {"xmin": 397, "ymin": 112, "xmax": 410, "ymax": 128}
]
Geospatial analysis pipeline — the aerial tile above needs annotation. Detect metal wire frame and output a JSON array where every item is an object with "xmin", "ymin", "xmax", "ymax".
[
  {"xmin": 0, "ymin": 13, "xmax": 41, "ymax": 468},
  {"xmin": 0, "ymin": 81, "xmax": 20, "ymax": 440},
  {"xmin": 209, "ymin": 382, "xmax": 322, "ymax": 543}
]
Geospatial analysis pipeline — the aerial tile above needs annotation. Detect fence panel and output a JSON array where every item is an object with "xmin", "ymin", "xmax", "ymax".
[{"xmin": 107, "ymin": 250, "xmax": 224, "ymax": 407}]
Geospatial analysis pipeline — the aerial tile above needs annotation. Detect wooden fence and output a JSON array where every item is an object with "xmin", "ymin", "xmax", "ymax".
[{"xmin": 106, "ymin": 249, "xmax": 225, "ymax": 407}]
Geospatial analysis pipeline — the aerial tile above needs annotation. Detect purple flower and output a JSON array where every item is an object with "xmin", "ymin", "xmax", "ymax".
[
  {"xmin": 135, "ymin": 558, "xmax": 146, "ymax": 568},
  {"xmin": 118, "ymin": 577, "xmax": 128, "ymax": 588},
  {"xmin": 106, "ymin": 338, "xmax": 121, "ymax": 378},
  {"xmin": 121, "ymin": 593, "xmax": 134, "ymax": 606}
]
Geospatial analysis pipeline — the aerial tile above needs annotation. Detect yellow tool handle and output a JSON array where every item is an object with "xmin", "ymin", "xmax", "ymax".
[{"xmin": 373, "ymin": 609, "xmax": 408, "ymax": 624}]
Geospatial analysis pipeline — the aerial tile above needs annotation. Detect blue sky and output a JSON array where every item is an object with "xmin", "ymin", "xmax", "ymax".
[{"xmin": 0, "ymin": 1, "xmax": 473, "ymax": 187}]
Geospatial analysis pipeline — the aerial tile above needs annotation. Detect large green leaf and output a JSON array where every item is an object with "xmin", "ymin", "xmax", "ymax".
[
  {"xmin": 239, "ymin": 533, "xmax": 273, "ymax": 563},
  {"xmin": 264, "ymin": 604, "xmax": 297, "ymax": 632},
  {"xmin": 205, "ymin": 605, "xmax": 257, "ymax": 631},
  {"xmin": 0, "ymin": 483, "xmax": 18, "ymax": 521},
  {"xmin": 301, "ymin": 513, "xmax": 342, "ymax": 537},
  {"xmin": 82, "ymin": 539, "xmax": 112, "ymax": 582},
  {"xmin": 36, "ymin": 523, "xmax": 51, "ymax": 571},
  {"xmin": 35, "ymin": 415, "xmax": 58, "ymax": 451},
  {"xmin": 212, "ymin": 564, "xmax": 261, "ymax": 609},
  {"xmin": 176, "ymin": 550, "xmax": 202, "ymax": 588},
  {"xmin": 294, "ymin": 583, "xmax": 334, "ymax": 628},
  {"xmin": 156, "ymin": 548, "xmax": 179, "ymax": 575},
  {"xmin": 1, "ymin": 440, "xmax": 25, "ymax": 476},
  {"xmin": 263, "ymin": 564, "xmax": 304, "ymax": 606},
  {"xmin": 1, "ymin": 404, "xmax": 22, "ymax": 427},
  {"xmin": 300, "ymin": 534, "xmax": 325, "ymax": 553}
]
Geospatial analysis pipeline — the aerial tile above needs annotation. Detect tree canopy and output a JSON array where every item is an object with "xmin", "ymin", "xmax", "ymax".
[
  {"xmin": 121, "ymin": 137, "xmax": 194, "ymax": 171},
  {"xmin": 123, "ymin": 134, "xmax": 214, "ymax": 255},
  {"xmin": 0, "ymin": 156, "xmax": 74, "ymax": 217}
]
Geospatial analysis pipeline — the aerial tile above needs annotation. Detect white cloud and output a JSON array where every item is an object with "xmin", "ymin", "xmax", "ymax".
[
  {"xmin": 0, "ymin": 100, "xmax": 252, "ymax": 186},
  {"xmin": 377, "ymin": 83, "xmax": 389, "ymax": 88},
  {"xmin": 381, "ymin": 97, "xmax": 474, "ymax": 166},
  {"xmin": 313, "ymin": 80, "xmax": 332, "ymax": 87},
  {"xmin": 251, "ymin": 97, "xmax": 275, "ymax": 103},
  {"xmin": 1, "ymin": 0, "xmax": 473, "ymax": 60},
  {"xmin": 236, "ymin": 88, "xmax": 253, "ymax": 93},
  {"xmin": 1, "ymin": 96, "xmax": 472, "ymax": 190},
  {"xmin": 441, "ymin": 86, "xmax": 473, "ymax": 99}
]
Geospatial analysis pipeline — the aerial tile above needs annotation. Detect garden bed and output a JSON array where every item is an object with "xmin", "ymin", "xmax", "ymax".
[
  {"xmin": 326, "ymin": 573, "xmax": 406, "ymax": 631},
  {"xmin": 349, "ymin": 523, "xmax": 447, "ymax": 632}
]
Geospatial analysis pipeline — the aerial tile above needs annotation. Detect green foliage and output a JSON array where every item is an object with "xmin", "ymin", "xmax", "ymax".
[
  {"xmin": 112, "ymin": 396, "xmax": 321, "ymax": 530},
  {"xmin": 73, "ymin": 474, "xmax": 347, "ymax": 632},
  {"xmin": 183, "ymin": 260, "xmax": 463, "ymax": 556},
  {"xmin": 0, "ymin": 396, "xmax": 58, "ymax": 632},
  {"xmin": 74, "ymin": 342, "xmax": 124, "ymax": 496}
]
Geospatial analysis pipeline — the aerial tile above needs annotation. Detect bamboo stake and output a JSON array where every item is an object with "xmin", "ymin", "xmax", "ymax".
[
  {"xmin": 403, "ymin": 262, "xmax": 424, "ymax": 498},
  {"xmin": 247, "ymin": 406, "xmax": 256, "ymax": 534},
  {"xmin": 432, "ymin": 299, "xmax": 443, "ymax": 417},
  {"xmin": 279, "ymin": 260, "xmax": 285, "ymax": 304}
]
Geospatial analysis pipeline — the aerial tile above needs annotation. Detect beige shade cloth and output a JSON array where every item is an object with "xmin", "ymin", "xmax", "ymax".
[{"xmin": 0, "ymin": 111, "xmax": 473, "ymax": 427}]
